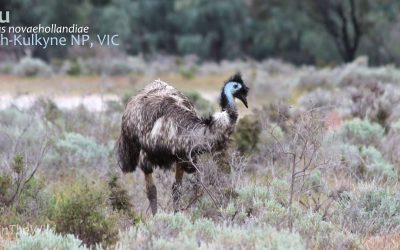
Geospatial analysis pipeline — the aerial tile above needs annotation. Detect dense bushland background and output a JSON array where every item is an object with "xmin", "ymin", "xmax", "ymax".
[{"xmin": 1, "ymin": 0, "xmax": 400, "ymax": 65}]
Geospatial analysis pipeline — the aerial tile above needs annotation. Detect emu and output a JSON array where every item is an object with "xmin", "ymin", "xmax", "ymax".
[{"xmin": 117, "ymin": 73, "xmax": 249, "ymax": 215}]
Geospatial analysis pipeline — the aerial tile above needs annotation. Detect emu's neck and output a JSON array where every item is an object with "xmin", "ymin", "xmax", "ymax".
[{"xmin": 220, "ymin": 87, "xmax": 238, "ymax": 122}]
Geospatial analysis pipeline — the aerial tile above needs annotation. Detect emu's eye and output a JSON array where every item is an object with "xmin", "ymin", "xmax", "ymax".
[{"xmin": 234, "ymin": 84, "xmax": 239, "ymax": 89}]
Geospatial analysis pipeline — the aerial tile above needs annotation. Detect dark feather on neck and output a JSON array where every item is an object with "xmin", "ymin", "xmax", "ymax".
[
  {"xmin": 201, "ymin": 115, "xmax": 213, "ymax": 126},
  {"xmin": 219, "ymin": 90, "xmax": 238, "ymax": 123},
  {"xmin": 220, "ymin": 91, "xmax": 230, "ymax": 111}
]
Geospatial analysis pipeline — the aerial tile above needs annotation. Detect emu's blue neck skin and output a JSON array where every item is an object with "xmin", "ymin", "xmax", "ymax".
[{"xmin": 223, "ymin": 82, "xmax": 237, "ymax": 109}]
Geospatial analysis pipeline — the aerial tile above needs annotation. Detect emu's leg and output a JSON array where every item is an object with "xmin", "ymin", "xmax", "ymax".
[
  {"xmin": 193, "ymin": 171, "xmax": 201, "ymax": 197},
  {"xmin": 172, "ymin": 163, "xmax": 184, "ymax": 213},
  {"xmin": 140, "ymin": 150, "xmax": 157, "ymax": 215},
  {"xmin": 145, "ymin": 173, "xmax": 157, "ymax": 215}
]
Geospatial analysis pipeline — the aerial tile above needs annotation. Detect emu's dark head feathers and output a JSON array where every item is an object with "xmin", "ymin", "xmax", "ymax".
[{"xmin": 224, "ymin": 72, "xmax": 249, "ymax": 108}]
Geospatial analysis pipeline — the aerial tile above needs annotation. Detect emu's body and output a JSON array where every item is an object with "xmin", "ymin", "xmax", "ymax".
[{"xmin": 118, "ymin": 74, "xmax": 248, "ymax": 214}]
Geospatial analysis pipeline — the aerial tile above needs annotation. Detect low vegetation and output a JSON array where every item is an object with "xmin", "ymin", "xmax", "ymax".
[{"xmin": 1, "ymin": 58, "xmax": 400, "ymax": 249}]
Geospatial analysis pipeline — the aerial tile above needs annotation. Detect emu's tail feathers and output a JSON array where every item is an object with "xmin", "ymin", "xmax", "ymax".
[{"xmin": 117, "ymin": 134, "xmax": 140, "ymax": 173}]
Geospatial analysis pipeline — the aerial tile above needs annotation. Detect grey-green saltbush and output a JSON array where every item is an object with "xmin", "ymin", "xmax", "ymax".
[
  {"xmin": 56, "ymin": 133, "xmax": 108, "ymax": 158},
  {"xmin": 340, "ymin": 143, "xmax": 362, "ymax": 173},
  {"xmin": 335, "ymin": 184, "xmax": 400, "ymax": 236},
  {"xmin": 295, "ymin": 211, "xmax": 360, "ymax": 249},
  {"xmin": 391, "ymin": 119, "xmax": 400, "ymax": 131},
  {"xmin": 0, "ymin": 109, "xmax": 49, "ymax": 186},
  {"xmin": 6, "ymin": 226, "xmax": 86, "ymax": 250},
  {"xmin": 117, "ymin": 212, "xmax": 305, "ymax": 250},
  {"xmin": 222, "ymin": 181, "xmax": 290, "ymax": 226},
  {"xmin": 13, "ymin": 57, "xmax": 52, "ymax": 77},
  {"xmin": 340, "ymin": 144, "xmax": 397, "ymax": 179},
  {"xmin": 0, "ymin": 108, "xmax": 47, "ymax": 141},
  {"xmin": 340, "ymin": 144, "xmax": 396, "ymax": 180},
  {"xmin": 78, "ymin": 57, "xmax": 145, "ymax": 76},
  {"xmin": 54, "ymin": 132, "xmax": 111, "ymax": 163},
  {"xmin": 340, "ymin": 118, "xmax": 384, "ymax": 145},
  {"xmin": 360, "ymin": 145, "xmax": 396, "ymax": 179},
  {"xmin": 227, "ymin": 182, "xmax": 359, "ymax": 248}
]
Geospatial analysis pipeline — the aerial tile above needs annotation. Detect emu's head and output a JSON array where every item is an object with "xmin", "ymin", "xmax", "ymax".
[{"xmin": 221, "ymin": 72, "xmax": 249, "ymax": 108}]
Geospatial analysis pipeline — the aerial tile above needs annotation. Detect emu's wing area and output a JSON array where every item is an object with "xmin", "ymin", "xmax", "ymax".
[{"xmin": 122, "ymin": 80, "xmax": 202, "ymax": 152}]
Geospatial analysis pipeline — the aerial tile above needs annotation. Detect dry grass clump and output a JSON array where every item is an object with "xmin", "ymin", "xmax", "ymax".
[{"xmin": 364, "ymin": 234, "xmax": 400, "ymax": 250}]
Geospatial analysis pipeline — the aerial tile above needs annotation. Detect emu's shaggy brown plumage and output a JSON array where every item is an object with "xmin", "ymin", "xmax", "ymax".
[{"xmin": 117, "ymin": 73, "xmax": 249, "ymax": 214}]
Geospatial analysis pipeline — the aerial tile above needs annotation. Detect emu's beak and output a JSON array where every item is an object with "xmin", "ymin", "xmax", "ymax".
[{"xmin": 237, "ymin": 95, "xmax": 248, "ymax": 108}]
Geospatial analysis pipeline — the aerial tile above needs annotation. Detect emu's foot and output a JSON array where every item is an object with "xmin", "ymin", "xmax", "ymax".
[
  {"xmin": 172, "ymin": 182, "xmax": 182, "ymax": 213},
  {"xmin": 147, "ymin": 185, "xmax": 157, "ymax": 215}
]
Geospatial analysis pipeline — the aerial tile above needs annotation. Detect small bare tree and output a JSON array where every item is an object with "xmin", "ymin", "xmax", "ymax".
[
  {"xmin": 0, "ymin": 116, "xmax": 49, "ymax": 207},
  {"xmin": 269, "ymin": 108, "xmax": 330, "ymax": 231},
  {"xmin": 168, "ymin": 135, "xmax": 248, "ymax": 215}
]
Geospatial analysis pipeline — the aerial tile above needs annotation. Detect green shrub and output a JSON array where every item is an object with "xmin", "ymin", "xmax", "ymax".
[
  {"xmin": 0, "ymin": 109, "xmax": 51, "ymax": 224},
  {"xmin": 340, "ymin": 143, "xmax": 362, "ymax": 174},
  {"xmin": 12, "ymin": 154, "xmax": 24, "ymax": 174},
  {"xmin": 237, "ymin": 185, "xmax": 272, "ymax": 205},
  {"xmin": 233, "ymin": 115, "xmax": 262, "ymax": 155},
  {"xmin": 304, "ymin": 170, "xmax": 325, "ymax": 193},
  {"xmin": 0, "ymin": 63, "xmax": 13, "ymax": 74},
  {"xmin": 233, "ymin": 182, "xmax": 290, "ymax": 227},
  {"xmin": 0, "ymin": 181, "xmax": 52, "ymax": 227},
  {"xmin": 30, "ymin": 98, "xmax": 63, "ymax": 123},
  {"xmin": 6, "ymin": 226, "xmax": 86, "ymax": 250},
  {"xmin": 184, "ymin": 91, "xmax": 215, "ymax": 116},
  {"xmin": 360, "ymin": 146, "xmax": 396, "ymax": 180},
  {"xmin": 122, "ymin": 91, "xmax": 135, "ymax": 106},
  {"xmin": 0, "ymin": 173, "xmax": 12, "ymax": 197},
  {"xmin": 67, "ymin": 61, "xmax": 82, "ymax": 76},
  {"xmin": 44, "ymin": 100, "xmax": 62, "ymax": 123},
  {"xmin": 258, "ymin": 199, "xmax": 288, "ymax": 228},
  {"xmin": 340, "ymin": 118, "xmax": 384, "ymax": 145},
  {"xmin": 179, "ymin": 66, "xmax": 197, "ymax": 79},
  {"xmin": 52, "ymin": 181, "xmax": 118, "ymax": 246},
  {"xmin": 108, "ymin": 175, "xmax": 137, "ymax": 220},
  {"xmin": 0, "ymin": 153, "xmax": 51, "ymax": 225}
]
